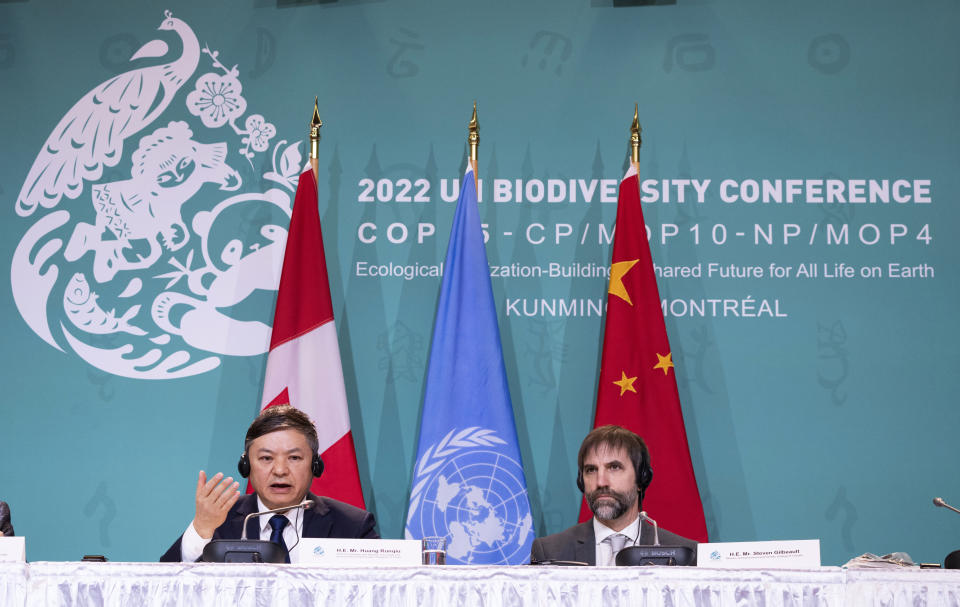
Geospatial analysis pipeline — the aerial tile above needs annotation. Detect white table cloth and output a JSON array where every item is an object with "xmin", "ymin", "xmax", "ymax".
[{"xmin": 2, "ymin": 561, "xmax": 958, "ymax": 607}]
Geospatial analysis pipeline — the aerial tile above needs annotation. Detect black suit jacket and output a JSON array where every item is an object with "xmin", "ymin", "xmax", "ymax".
[
  {"xmin": 0, "ymin": 501, "xmax": 12, "ymax": 537},
  {"xmin": 160, "ymin": 492, "xmax": 378, "ymax": 562},
  {"xmin": 530, "ymin": 519, "xmax": 698, "ymax": 566}
]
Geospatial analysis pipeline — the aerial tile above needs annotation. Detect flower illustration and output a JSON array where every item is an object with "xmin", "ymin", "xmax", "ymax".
[
  {"xmin": 244, "ymin": 114, "xmax": 276, "ymax": 152},
  {"xmin": 186, "ymin": 71, "xmax": 247, "ymax": 129},
  {"xmin": 263, "ymin": 140, "xmax": 303, "ymax": 191}
]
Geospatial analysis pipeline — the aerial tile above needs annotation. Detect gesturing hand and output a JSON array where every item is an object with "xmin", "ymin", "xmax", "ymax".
[{"xmin": 192, "ymin": 471, "xmax": 241, "ymax": 539}]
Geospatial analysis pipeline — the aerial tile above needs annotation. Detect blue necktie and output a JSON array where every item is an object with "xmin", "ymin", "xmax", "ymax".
[{"xmin": 268, "ymin": 514, "xmax": 290, "ymax": 563}]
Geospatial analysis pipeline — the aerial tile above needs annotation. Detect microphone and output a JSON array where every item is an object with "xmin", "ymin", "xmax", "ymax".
[
  {"xmin": 933, "ymin": 497, "xmax": 960, "ymax": 569},
  {"xmin": 639, "ymin": 511, "xmax": 659, "ymax": 546},
  {"xmin": 202, "ymin": 499, "xmax": 314, "ymax": 563},
  {"xmin": 240, "ymin": 500, "xmax": 314, "ymax": 540},
  {"xmin": 933, "ymin": 497, "xmax": 960, "ymax": 516},
  {"xmin": 614, "ymin": 511, "xmax": 695, "ymax": 567}
]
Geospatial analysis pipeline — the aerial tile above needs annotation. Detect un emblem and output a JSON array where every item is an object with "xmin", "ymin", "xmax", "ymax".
[{"xmin": 406, "ymin": 427, "xmax": 534, "ymax": 565}]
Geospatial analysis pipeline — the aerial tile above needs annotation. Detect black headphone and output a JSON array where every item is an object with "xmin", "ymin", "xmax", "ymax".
[
  {"xmin": 576, "ymin": 445, "xmax": 653, "ymax": 499},
  {"xmin": 237, "ymin": 451, "xmax": 324, "ymax": 479}
]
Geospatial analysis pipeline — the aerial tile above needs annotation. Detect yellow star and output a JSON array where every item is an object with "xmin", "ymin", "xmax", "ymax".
[
  {"xmin": 653, "ymin": 352, "xmax": 674, "ymax": 375},
  {"xmin": 613, "ymin": 371, "xmax": 638, "ymax": 396},
  {"xmin": 608, "ymin": 259, "xmax": 639, "ymax": 305}
]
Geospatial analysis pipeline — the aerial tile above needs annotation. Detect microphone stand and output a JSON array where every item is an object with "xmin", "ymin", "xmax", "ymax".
[
  {"xmin": 639, "ymin": 511, "xmax": 660, "ymax": 546},
  {"xmin": 240, "ymin": 500, "xmax": 314, "ymax": 540},
  {"xmin": 614, "ymin": 511, "xmax": 695, "ymax": 567},
  {"xmin": 201, "ymin": 500, "xmax": 313, "ymax": 563},
  {"xmin": 933, "ymin": 497, "xmax": 960, "ymax": 569}
]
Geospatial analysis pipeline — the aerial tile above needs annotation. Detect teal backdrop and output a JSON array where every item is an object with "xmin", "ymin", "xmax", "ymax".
[{"xmin": 0, "ymin": 0, "xmax": 957, "ymax": 566}]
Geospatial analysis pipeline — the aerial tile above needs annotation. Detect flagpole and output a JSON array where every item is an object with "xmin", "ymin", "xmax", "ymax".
[
  {"xmin": 404, "ymin": 98, "xmax": 535, "ymax": 564},
  {"xmin": 468, "ymin": 101, "xmax": 479, "ymax": 194},
  {"xmin": 630, "ymin": 103, "xmax": 641, "ymax": 173},
  {"xmin": 309, "ymin": 97, "xmax": 323, "ymax": 181}
]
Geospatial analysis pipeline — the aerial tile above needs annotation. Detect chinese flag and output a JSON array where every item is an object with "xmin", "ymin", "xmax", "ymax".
[
  {"xmin": 258, "ymin": 169, "xmax": 366, "ymax": 508},
  {"xmin": 578, "ymin": 163, "xmax": 708, "ymax": 542}
]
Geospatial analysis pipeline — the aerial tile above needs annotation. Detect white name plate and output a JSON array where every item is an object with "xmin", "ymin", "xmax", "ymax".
[
  {"xmin": 698, "ymin": 539, "xmax": 820, "ymax": 568},
  {"xmin": 295, "ymin": 538, "xmax": 421, "ymax": 567},
  {"xmin": 0, "ymin": 537, "xmax": 25, "ymax": 562}
]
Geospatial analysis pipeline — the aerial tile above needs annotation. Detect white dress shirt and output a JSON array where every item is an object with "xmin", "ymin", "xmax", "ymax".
[
  {"xmin": 180, "ymin": 496, "xmax": 307, "ymax": 562},
  {"xmin": 593, "ymin": 515, "xmax": 640, "ymax": 566}
]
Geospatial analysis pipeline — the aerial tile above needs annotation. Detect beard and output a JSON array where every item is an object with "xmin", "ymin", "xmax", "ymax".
[{"xmin": 586, "ymin": 487, "xmax": 637, "ymax": 521}]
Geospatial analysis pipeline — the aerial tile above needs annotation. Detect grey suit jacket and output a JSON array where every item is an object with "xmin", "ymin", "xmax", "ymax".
[
  {"xmin": 0, "ymin": 501, "xmax": 12, "ymax": 537},
  {"xmin": 530, "ymin": 519, "xmax": 698, "ymax": 565}
]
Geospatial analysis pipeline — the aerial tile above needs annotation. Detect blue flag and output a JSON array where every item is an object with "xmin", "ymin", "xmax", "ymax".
[{"xmin": 405, "ymin": 164, "xmax": 534, "ymax": 565}]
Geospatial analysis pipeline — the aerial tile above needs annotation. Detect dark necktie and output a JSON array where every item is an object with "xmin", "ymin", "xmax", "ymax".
[{"xmin": 268, "ymin": 514, "xmax": 290, "ymax": 563}]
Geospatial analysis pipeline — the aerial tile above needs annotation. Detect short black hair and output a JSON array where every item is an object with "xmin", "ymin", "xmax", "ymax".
[
  {"xmin": 577, "ymin": 424, "xmax": 652, "ymax": 490},
  {"xmin": 244, "ymin": 405, "xmax": 320, "ymax": 455}
]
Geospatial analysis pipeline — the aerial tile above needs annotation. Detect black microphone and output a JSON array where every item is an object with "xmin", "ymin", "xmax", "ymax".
[
  {"xmin": 933, "ymin": 497, "xmax": 960, "ymax": 516},
  {"xmin": 615, "ymin": 511, "xmax": 695, "ymax": 567},
  {"xmin": 202, "ymin": 500, "xmax": 314, "ymax": 563}
]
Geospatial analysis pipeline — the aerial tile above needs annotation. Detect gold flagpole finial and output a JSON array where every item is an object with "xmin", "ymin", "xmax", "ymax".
[
  {"xmin": 309, "ymin": 97, "xmax": 323, "ymax": 178},
  {"xmin": 630, "ymin": 103, "xmax": 642, "ymax": 167},
  {"xmin": 468, "ymin": 101, "xmax": 479, "ymax": 193},
  {"xmin": 468, "ymin": 101, "xmax": 479, "ymax": 168}
]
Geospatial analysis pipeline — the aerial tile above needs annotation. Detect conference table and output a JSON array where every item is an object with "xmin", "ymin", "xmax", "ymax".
[{"xmin": 2, "ymin": 561, "xmax": 959, "ymax": 606}]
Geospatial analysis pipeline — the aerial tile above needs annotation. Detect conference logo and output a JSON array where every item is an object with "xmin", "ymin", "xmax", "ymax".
[
  {"xmin": 405, "ymin": 427, "xmax": 534, "ymax": 565},
  {"xmin": 11, "ymin": 11, "xmax": 301, "ymax": 379}
]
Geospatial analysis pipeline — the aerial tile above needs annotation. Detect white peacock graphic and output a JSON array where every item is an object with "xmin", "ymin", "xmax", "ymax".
[
  {"xmin": 11, "ymin": 10, "xmax": 304, "ymax": 379},
  {"xmin": 17, "ymin": 11, "xmax": 200, "ymax": 215}
]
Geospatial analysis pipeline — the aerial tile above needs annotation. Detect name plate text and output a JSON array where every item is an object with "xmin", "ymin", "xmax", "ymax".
[
  {"xmin": 295, "ymin": 538, "xmax": 421, "ymax": 567},
  {"xmin": 698, "ymin": 539, "xmax": 820, "ymax": 568}
]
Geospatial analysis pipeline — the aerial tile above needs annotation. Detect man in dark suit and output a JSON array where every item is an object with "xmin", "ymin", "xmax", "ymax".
[
  {"xmin": 0, "ymin": 500, "xmax": 13, "ymax": 536},
  {"xmin": 161, "ymin": 405, "xmax": 377, "ymax": 562},
  {"xmin": 530, "ymin": 425, "xmax": 697, "ymax": 566}
]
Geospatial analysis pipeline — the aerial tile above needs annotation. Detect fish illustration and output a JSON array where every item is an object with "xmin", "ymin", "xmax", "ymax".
[{"xmin": 63, "ymin": 273, "xmax": 147, "ymax": 336}]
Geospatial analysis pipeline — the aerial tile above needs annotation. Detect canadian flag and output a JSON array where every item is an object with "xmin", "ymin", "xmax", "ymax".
[{"xmin": 259, "ymin": 168, "xmax": 366, "ymax": 508}]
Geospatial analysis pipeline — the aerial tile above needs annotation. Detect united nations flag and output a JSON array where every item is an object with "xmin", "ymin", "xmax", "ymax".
[{"xmin": 404, "ymin": 163, "xmax": 534, "ymax": 565}]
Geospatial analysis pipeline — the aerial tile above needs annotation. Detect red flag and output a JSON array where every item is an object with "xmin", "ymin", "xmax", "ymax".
[
  {"xmin": 579, "ymin": 163, "xmax": 708, "ymax": 542},
  {"xmin": 258, "ymin": 169, "xmax": 366, "ymax": 508}
]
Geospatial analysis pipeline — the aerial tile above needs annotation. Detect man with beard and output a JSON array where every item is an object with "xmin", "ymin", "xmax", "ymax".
[{"xmin": 530, "ymin": 425, "xmax": 697, "ymax": 565}]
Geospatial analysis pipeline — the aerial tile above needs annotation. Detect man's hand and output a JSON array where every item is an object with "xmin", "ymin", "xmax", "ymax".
[{"xmin": 191, "ymin": 471, "xmax": 241, "ymax": 539}]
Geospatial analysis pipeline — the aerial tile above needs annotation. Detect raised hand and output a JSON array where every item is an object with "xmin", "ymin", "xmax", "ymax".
[{"xmin": 192, "ymin": 470, "xmax": 241, "ymax": 539}]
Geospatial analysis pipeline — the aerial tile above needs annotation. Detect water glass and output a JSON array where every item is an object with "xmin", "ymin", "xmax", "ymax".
[{"xmin": 422, "ymin": 536, "xmax": 446, "ymax": 565}]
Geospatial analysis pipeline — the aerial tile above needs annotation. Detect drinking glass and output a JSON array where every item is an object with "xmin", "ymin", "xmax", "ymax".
[{"xmin": 422, "ymin": 536, "xmax": 446, "ymax": 565}]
